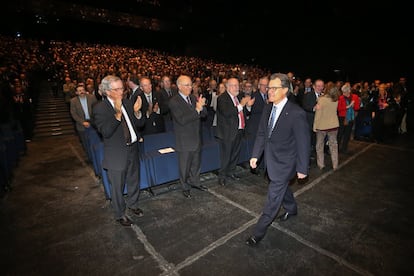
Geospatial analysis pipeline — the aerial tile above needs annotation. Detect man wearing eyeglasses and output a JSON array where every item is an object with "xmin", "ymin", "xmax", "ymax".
[
  {"xmin": 246, "ymin": 73, "xmax": 310, "ymax": 246},
  {"xmin": 93, "ymin": 75, "xmax": 146, "ymax": 226},
  {"xmin": 168, "ymin": 75, "xmax": 208, "ymax": 198}
]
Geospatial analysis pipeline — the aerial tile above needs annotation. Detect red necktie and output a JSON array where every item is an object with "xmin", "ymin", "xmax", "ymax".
[{"xmin": 234, "ymin": 96, "xmax": 245, "ymax": 129}]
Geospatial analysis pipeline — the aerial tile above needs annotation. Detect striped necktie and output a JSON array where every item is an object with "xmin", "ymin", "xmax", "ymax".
[{"xmin": 267, "ymin": 105, "xmax": 277, "ymax": 137}]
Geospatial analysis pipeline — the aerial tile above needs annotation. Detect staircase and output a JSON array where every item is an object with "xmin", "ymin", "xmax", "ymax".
[{"xmin": 33, "ymin": 82, "xmax": 76, "ymax": 138}]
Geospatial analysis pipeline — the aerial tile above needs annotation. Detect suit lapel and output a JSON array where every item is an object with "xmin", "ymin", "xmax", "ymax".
[
  {"xmin": 76, "ymin": 97, "xmax": 86, "ymax": 118},
  {"xmin": 271, "ymin": 102, "xmax": 290, "ymax": 135}
]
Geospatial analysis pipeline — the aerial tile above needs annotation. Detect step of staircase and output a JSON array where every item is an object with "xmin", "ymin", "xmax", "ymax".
[
  {"xmin": 35, "ymin": 112, "xmax": 73, "ymax": 121},
  {"xmin": 33, "ymin": 84, "xmax": 76, "ymax": 138}
]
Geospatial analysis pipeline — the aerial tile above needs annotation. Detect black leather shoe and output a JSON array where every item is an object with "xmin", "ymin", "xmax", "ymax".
[
  {"xmin": 129, "ymin": 207, "xmax": 144, "ymax": 217},
  {"xmin": 229, "ymin": 174, "xmax": 240, "ymax": 181},
  {"xmin": 218, "ymin": 179, "xmax": 226, "ymax": 186},
  {"xmin": 250, "ymin": 168, "xmax": 260, "ymax": 176},
  {"xmin": 117, "ymin": 216, "xmax": 133, "ymax": 226},
  {"xmin": 183, "ymin": 190, "xmax": 192, "ymax": 198},
  {"xmin": 245, "ymin": 236, "xmax": 261, "ymax": 247},
  {"xmin": 278, "ymin": 212, "xmax": 297, "ymax": 222},
  {"xmin": 297, "ymin": 176, "xmax": 309, "ymax": 185}
]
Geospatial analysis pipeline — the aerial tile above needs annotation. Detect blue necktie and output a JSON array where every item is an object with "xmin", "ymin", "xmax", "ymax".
[{"xmin": 268, "ymin": 105, "xmax": 277, "ymax": 138}]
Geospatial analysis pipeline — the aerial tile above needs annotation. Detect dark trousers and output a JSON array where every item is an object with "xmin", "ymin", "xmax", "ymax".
[
  {"xmin": 338, "ymin": 117, "xmax": 354, "ymax": 152},
  {"xmin": 253, "ymin": 179, "xmax": 297, "ymax": 239},
  {"xmin": 218, "ymin": 130, "xmax": 243, "ymax": 179},
  {"xmin": 77, "ymin": 130, "xmax": 89, "ymax": 160},
  {"xmin": 177, "ymin": 149, "xmax": 201, "ymax": 191},
  {"xmin": 106, "ymin": 143, "xmax": 141, "ymax": 219}
]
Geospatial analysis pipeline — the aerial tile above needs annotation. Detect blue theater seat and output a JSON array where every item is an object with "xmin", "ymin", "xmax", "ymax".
[
  {"xmin": 141, "ymin": 131, "xmax": 179, "ymax": 186},
  {"xmin": 85, "ymin": 127, "xmax": 102, "ymax": 177},
  {"xmin": 238, "ymin": 136, "xmax": 251, "ymax": 164},
  {"xmin": 200, "ymin": 126, "xmax": 220, "ymax": 173}
]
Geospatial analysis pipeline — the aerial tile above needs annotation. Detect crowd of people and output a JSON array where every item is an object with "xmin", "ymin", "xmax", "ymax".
[{"xmin": 1, "ymin": 35, "xmax": 412, "ymax": 233}]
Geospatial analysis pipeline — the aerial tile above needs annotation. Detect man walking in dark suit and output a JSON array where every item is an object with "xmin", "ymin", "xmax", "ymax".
[
  {"xmin": 246, "ymin": 73, "xmax": 310, "ymax": 246},
  {"xmin": 93, "ymin": 75, "xmax": 146, "ymax": 226},
  {"xmin": 216, "ymin": 77, "xmax": 255, "ymax": 186},
  {"xmin": 168, "ymin": 75, "xmax": 208, "ymax": 198}
]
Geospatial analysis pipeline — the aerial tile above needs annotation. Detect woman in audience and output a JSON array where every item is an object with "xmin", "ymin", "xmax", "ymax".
[{"xmin": 313, "ymin": 86, "xmax": 340, "ymax": 170}]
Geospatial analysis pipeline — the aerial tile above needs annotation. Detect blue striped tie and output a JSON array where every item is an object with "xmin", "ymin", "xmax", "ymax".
[{"xmin": 268, "ymin": 105, "xmax": 277, "ymax": 138}]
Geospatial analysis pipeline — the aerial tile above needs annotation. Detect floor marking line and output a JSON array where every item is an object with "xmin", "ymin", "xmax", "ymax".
[
  {"xmin": 203, "ymin": 158, "xmax": 375, "ymax": 276},
  {"xmin": 294, "ymin": 143, "xmax": 375, "ymax": 197},
  {"xmin": 164, "ymin": 219, "xmax": 257, "ymax": 276},
  {"xmin": 69, "ymin": 142, "xmax": 98, "ymax": 180},
  {"xmin": 132, "ymin": 225, "xmax": 178, "ymax": 275},
  {"xmin": 271, "ymin": 223, "xmax": 373, "ymax": 276}
]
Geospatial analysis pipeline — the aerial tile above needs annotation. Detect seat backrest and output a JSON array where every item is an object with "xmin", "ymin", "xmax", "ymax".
[
  {"xmin": 142, "ymin": 131, "xmax": 176, "ymax": 153},
  {"xmin": 201, "ymin": 126, "xmax": 215, "ymax": 145}
]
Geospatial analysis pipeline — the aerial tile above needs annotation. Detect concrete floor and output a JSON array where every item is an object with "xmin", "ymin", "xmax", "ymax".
[{"xmin": 1, "ymin": 131, "xmax": 414, "ymax": 276}]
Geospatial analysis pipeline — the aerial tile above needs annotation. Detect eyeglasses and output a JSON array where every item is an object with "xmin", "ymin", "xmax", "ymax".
[
  {"xmin": 180, "ymin": 83, "xmax": 192, "ymax": 87},
  {"xmin": 266, "ymin": 86, "xmax": 284, "ymax": 92},
  {"xmin": 111, "ymin": 87, "xmax": 124, "ymax": 92}
]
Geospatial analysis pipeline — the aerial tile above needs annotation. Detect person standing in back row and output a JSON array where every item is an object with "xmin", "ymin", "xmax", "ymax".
[
  {"xmin": 313, "ymin": 86, "xmax": 340, "ymax": 170},
  {"xmin": 215, "ymin": 77, "xmax": 255, "ymax": 186},
  {"xmin": 302, "ymin": 79, "xmax": 324, "ymax": 160},
  {"xmin": 246, "ymin": 73, "xmax": 310, "ymax": 246},
  {"xmin": 70, "ymin": 84, "xmax": 97, "ymax": 162},
  {"xmin": 168, "ymin": 75, "xmax": 208, "ymax": 198}
]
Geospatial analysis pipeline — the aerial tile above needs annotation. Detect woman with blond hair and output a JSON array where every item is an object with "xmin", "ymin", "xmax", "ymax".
[{"xmin": 313, "ymin": 86, "xmax": 340, "ymax": 170}]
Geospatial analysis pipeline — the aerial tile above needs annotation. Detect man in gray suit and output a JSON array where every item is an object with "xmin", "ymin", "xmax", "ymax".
[
  {"xmin": 246, "ymin": 73, "xmax": 310, "ymax": 246},
  {"xmin": 168, "ymin": 75, "xmax": 208, "ymax": 198},
  {"xmin": 70, "ymin": 84, "xmax": 97, "ymax": 160}
]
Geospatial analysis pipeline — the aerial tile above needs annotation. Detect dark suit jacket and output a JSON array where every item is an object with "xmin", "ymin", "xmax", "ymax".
[
  {"xmin": 302, "ymin": 91, "xmax": 318, "ymax": 129},
  {"xmin": 215, "ymin": 92, "xmax": 245, "ymax": 140},
  {"xmin": 159, "ymin": 87, "xmax": 178, "ymax": 121},
  {"xmin": 70, "ymin": 94, "xmax": 97, "ymax": 132},
  {"xmin": 129, "ymin": 87, "xmax": 142, "ymax": 103},
  {"xmin": 245, "ymin": 91, "xmax": 267, "ymax": 137},
  {"xmin": 252, "ymin": 100, "xmax": 310, "ymax": 183},
  {"xmin": 140, "ymin": 91, "xmax": 166, "ymax": 135},
  {"xmin": 168, "ymin": 93, "xmax": 207, "ymax": 152},
  {"xmin": 92, "ymin": 98, "xmax": 145, "ymax": 171}
]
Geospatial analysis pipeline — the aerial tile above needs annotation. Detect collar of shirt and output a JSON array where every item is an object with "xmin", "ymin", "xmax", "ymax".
[
  {"xmin": 273, "ymin": 97, "xmax": 288, "ymax": 113},
  {"xmin": 179, "ymin": 91, "xmax": 190, "ymax": 102}
]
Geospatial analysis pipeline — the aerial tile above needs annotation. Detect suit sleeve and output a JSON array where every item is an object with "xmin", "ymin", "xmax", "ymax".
[
  {"xmin": 251, "ymin": 105, "xmax": 269, "ymax": 159},
  {"xmin": 293, "ymin": 109, "xmax": 311, "ymax": 175},
  {"xmin": 217, "ymin": 94, "xmax": 238, "ymax": 118},
  {"xmin": 70, "ymin": 98, "xmax": 85, "ymax": 125},
  {"xmin": 93, "ymin": 103, "xmax": 121, "ymax": 139},
  {"xmin": 302, "ymin": 93, "xmax": 315, "ymax": 113},
  {"xmin": 169, "ymin": 96, "xmax": 203, "ymax": 126}
]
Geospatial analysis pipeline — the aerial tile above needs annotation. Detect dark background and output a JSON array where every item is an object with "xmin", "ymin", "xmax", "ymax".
[{"xmin": 2, "ymin": 0, "xmax": 410, "ymax": 82}]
